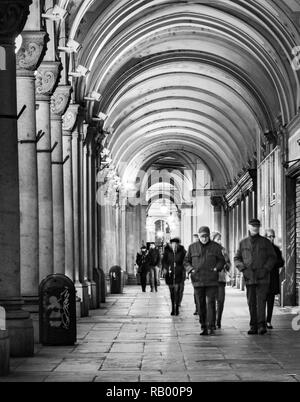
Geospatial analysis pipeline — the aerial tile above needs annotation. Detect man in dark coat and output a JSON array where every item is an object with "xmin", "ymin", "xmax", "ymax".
[
  {"xmin": 234, "ymin": 218, "xmax": 277, "ymax": 335},
  {"xmin": 264, "ymin": 229, "xmax": 285, "ymax": 329},
  {"xmin": 136, "ymin": 246, "xmax": 150, "ymax": 292},
  {"xmin": 148, "ymin": 242, "xmax": 160, "ymax": 292},
  {"xmin": 162, "ymin": 238, "xmax": 186, "ymax": 316},
  {"xmin": 184, "ymin": 226, "xmax": 225, "ymax": 335}
]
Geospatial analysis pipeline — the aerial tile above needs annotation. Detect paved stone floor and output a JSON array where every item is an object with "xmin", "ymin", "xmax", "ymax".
[{"xmin": 1, "ymin": 281, "xmax": 300, "ymax": 382}]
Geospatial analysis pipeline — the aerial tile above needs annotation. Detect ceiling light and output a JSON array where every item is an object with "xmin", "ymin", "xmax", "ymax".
[
  {"xmin": 84, "ymin": 91, "xmax": 101, "ymax": 101},
  {"xmin": 58, "ymin": 39, "xmax": 82, "ymax": 53},
  {"xmin": 69, "ymin": 64, "xmax": 90, "ymax": 77},
  {"xmin": 42, "ymin": 5, "xmax": 68, "ymax": 21}
]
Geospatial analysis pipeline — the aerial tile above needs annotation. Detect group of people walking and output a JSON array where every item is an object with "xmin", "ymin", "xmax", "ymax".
[{"xmin": 135, "ymin": 218, "xmax": 284, "ymax": 336}]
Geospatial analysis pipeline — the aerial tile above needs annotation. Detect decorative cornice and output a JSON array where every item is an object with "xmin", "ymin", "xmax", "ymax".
[
  {"xmin": 16, "ymin": 31, "xmax": 48, "ymax": 72},
  {"xmin": 0, "ymin": 0, "xmax": 32, "ymax": 42},
  {"xmin": 35, "ymin": 61, "xmax": 62, "ymax": 99},
  {"xmin": 50, "ymin": 85, "xmax": 72, "ymax": 118},
  {"xmin": 62, "ymin": 104, "xmax": 80, "ymax": 133},
  {"xmin": 225, "ymin": 169, "xmax": 257, "ymax": 207}
]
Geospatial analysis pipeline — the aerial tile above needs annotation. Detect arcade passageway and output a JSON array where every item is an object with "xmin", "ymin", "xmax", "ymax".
[
  {"xmin": 1, "ymin": 0, "xmax": 300, "ymax": 371},
  {"xmin": 1, "ymin": 282, "xmax": 300, "ymax": 382}
]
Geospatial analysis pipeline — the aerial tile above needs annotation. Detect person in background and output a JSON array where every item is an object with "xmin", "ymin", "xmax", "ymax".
[
  {"xmin": 264, "ymin": 229, "xmax": 285, "ymax": 329},
  {"xmin": 211, "ymin": 232, "xmax": 231, "ymax": 329},
  {"xmin": 234, "ymin": 219, "xmax": 277, "ymax": 335},
  {"xmin": 184, "ymin": 226, "xmax": 225, "ymax": 335},
  {"xmin": 148, "ymin": 242, "xmax": 160, "ymax": 292},
  {"xmin": 162, "ymin": 238, "xmax": 186, "ymax": 316},
  {"xmin": 136, "ymin": 246, "xmax": 150, "ymax": 292},
  {"xmin": 192, "ymin": 233, "xmax": 200, "ymax": 315}
]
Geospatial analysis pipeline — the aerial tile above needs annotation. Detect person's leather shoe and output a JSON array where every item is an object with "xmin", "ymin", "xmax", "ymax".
[
  {"xmin": 247, "ymin": 328, "xmax": 258, "ymax": 335},
  {"xmin": 170, "ymin": 310, "xmax": 175, "ymax": 316},
  {"xmin": 193, "ymin": 310, "xmax": 198, "ymax": 315},
  {"xmin": 258, "ymin": 327, "xmax": 267, "ymax": 335},
  {"xmin": 266, "ymin": 323, "xmax": 273, "ymax": 329},
  {"xmin": 217, "ymin": 323, "xmax": 221, "ymax": 329},
  {"xmin": 207, "ymin": 329, "xmax": 215, "ymax": 335},
  {"xmin": 200, "ymin": 329, "xmax": 208, "ymax": 336}
]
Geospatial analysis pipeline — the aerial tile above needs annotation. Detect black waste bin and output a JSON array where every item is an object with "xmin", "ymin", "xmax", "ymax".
[
  {"xmin": 109, "ymin": 266, "xmax": 124, "ymax": 294},
  {"xmin": 39, "ymin": 274, "xmax": 77, "ymax": 346}
]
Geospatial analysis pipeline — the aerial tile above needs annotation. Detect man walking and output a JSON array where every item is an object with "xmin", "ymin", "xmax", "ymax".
[
  {"xmin": 184, "ymin": 226, "xmax": 225, "ymax": 335},
  {"xmin": 136, "ymin": 246, "xmax": 150, "ymax": 292},
  {"xmin": 234, "ymin": 219, "xmax": 277, "ymax": 335},
  {"xmin": 148, "ymin": 242, "xmax": 160, "ymax": 292},
  {"xmin": 264, "ymin": 229, "xmax": 285, "ymax": 329}
]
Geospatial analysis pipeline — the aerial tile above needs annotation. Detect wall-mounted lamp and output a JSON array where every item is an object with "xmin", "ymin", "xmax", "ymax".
[
  {"xmin": 84, "ymin": 91, "xmax": 101, "ymax": 101},
  {"xmin": 69, "ymin": 65, "xmax": 90, "ymax": 77},
  {"xmin": 58, "ymin": 39, "xmax": 82, "ymax": 53},
  {"xmin": 42, "ymin": 5, "xmax": 68, "ymax": 21}
]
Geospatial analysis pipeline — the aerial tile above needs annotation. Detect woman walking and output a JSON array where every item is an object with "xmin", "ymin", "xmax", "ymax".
[
  {"xmin": 162, "ymin": 238, "xmax": 186, "ymax": 316},
  {"xmin": 211, "ymin": 232, "xmax": 231, "ymax": 329}
]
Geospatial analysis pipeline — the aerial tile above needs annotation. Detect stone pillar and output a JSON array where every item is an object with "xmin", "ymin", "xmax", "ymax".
[
  {"xmin": 0, "ymin": 0, "xmax": 34, "ymax": 357},
  {"xmin": 50, "ymin": 85, "xmax": 71, "ymax": 275},
  {"xmin": 211, "ymin": 196, "xmax": 223, "ymax": 233},
  {"xmin": 35, "ymin": 61, "xmax": 61, "ymax": 282},
  {"xmin": 78, "ymin": 128, "xmax": 90, "ymax": 316},
  {"xmin": 62, "ymin": 104, "xmax": 79, "ymax": 280},
  {"xmin": 87, "ymin": 143, "xmax": 97, "ymax": 308},
  {"xmin": 16, "ymin": 31, "xmax": 46, "ymax": 300},
  {"xmin": 16, "ymin": 30, "xmax": 47, "ymax": 343}
]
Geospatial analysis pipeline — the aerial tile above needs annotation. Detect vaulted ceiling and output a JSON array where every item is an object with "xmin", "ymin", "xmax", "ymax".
[{"xmin": 61, "ymin": 0, "xmax": 300, "ymax": 188}]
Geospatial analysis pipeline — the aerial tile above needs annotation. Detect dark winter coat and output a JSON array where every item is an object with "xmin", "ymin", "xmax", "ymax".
[
  {"xmin": 184, "ymin": 240, "xmax": 225, "ymax": 287},
  {"xmin": 269, "ymin": 244, "xmax": 284, "ymax": 294},
  {"xmin": 234, "ymin": 234, "xmax": 277, "ymax": 285},
  {"xmin": 148, "ymin": 248, "xmax": 160, "ymax": 267},
  {"xmin": 136, "ymin": 251, "xmax": 150, "ymax": 273},
  {"xmin": 162, "ymin": 244, "xmax": 186, "ymax": 285}
]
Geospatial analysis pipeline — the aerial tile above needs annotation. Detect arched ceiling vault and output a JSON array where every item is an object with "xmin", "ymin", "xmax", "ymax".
[{"xmin": 62, "ymin": 0, "xmax": 300, "ymax": 187}]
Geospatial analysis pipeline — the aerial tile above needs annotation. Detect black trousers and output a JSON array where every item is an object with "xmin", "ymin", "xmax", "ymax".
[
  {"xmin": 178, "ymin": 282, "xmax": 185, "ymax": 305},
  {"xmin": 169, "ymin": 284, "xmax": 182, "ymax": 307},
  {"xmin": 246, "ymin": 284, "xmax": 269, "ymax": 329},
  {"xmin": 266, "ymin": 292, "xmax": 276, "ymax": 323},
  {"xmin": 212, "ymin": 283, "xmax": 226, "ymax": 326},
  {"xmin": 140, "ymin": 270, "xmax": 150, "ymax": 291},
  {"xmin": 194, "ymin": 286, "xmax": 218, "ymax": 330}
]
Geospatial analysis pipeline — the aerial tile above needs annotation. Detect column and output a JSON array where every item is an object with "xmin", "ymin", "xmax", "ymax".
[
  {"xmin": 16, "ymin": 31, "xmax": 46, "ymax": 304},
  {"xmin": 62, "ymin": 104, "xmax": 79, "ymax": 279},
  {"xmin": 35, "ymin": 61, "xmax": 61, "ymax": 281},
  {"xmin": 0, "ymin": 0, "xmax": 34, "ymax": 357},
  {"xmin": 78, "ymin": 127, "xmax": 90, "ymax": 316},
  {"xmin": 87, "ymin": 142, "xmax": 97, "ymax": 308},
  {"xmin": 16, "ymin": 30, "xmax": 47, "ymax": 343},
  {"xmin": 50, "ymin": 85, "xmax": 71, "ymax": 274},
  {"xmin": 211, "ymin": 196, "xmax": 222, "ymax": 233}
]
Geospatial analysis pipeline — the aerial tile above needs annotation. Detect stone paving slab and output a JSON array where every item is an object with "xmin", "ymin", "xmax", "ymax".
[{"xmin": 2, "ymin": 283, "xmax": 300, "ymax": 382}]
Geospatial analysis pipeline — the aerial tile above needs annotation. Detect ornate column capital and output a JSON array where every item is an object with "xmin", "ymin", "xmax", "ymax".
[
  {"xmin": 35, "ymin": 61, "xmax": 62, "ymax": 100},
  {"xmin": 0, "ymin": 0, "xmax": 32, "ymax": 43},
  {"xmin": 16, "ymin": 30, "xmax": 48, "ymax": 74},
  {"xmin": 62, "ymin": 104, "xmax": 80, "ymax": 134},
  {"xmin": 50, "ymin": 85, "xmax": 72, "ymax": 119},
  {"xmin": 211, "ymin": 196, "xmax": 224, "ymax": 209}
]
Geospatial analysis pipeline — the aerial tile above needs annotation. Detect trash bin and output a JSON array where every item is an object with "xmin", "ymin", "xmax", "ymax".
[
  {"xmin": 109, "ymin": 266, "xmax": 124, "ymax": 294},
  {"xmin": 39, "ymin": 274, "xmax": 77, "ymax": 346},
  {"xmin": 0, "ymin": 306, "xmax": 9, "ymax": 376}
]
